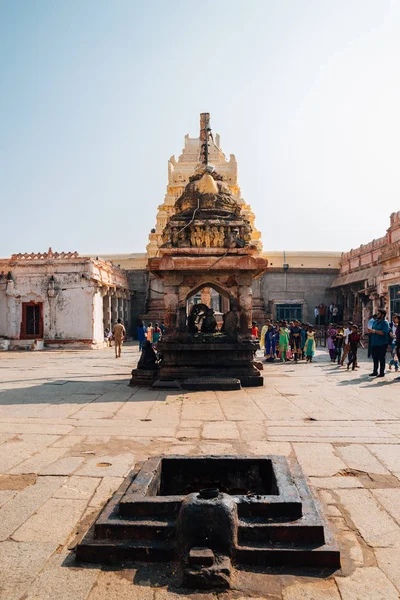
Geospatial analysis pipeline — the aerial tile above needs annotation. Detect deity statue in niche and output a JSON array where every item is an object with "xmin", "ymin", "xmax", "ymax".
[
  {"xmin": 211, "ymin": 226, "xmax": 220, "ymax": 247},
  {"xmin": 204, "ymin": 224, "xmax": 212, "ymax": 248},
  {"xmin": 195, "ymin": 226, "xmax": 204, "ymax": 248},
  {"xmin": 219, "ymin": 226, "xmax": 226, "ymax": 247},
  {"xmin": 190, "ymin": 227, "xmax": 197, "ymax": 247}
]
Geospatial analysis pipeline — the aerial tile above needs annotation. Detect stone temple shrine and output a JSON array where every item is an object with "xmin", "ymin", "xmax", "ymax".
[{"xmin": 131, "ymin": 114, "xmax": 268, "ymax": 389}]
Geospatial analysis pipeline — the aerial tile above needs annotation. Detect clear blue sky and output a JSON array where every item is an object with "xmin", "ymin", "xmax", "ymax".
[{"xmin": 1, "ymin": 0, "xmax": 400, "ymax": 256}]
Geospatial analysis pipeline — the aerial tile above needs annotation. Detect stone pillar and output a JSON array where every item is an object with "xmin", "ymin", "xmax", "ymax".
[
  {"xmin": 221, "ymin": 295, "xmax": 230, "ymax": 313},
  {"xmin": 102, "ymin": 290, "xmax": 112, "ymax": 331},
  {"xmin": 111, "ymin": 293, "xmax": 118, "ymax": 326},
  {"xmin": 117, "ymin": 296, "xmax": 123, "ymax": 322},
  {"xmin": 164, "ymin": 285, "xmax": 179, "ymax": 336},
  {"xmin": 5, "ymin": 281, "xmax": 19, "ymax": 339},
  {"xmin": 124, "ymin": 295, "xmax": 129, "ymax": 327},
  {"xmin": 238, "ymin": 284, "xmax": 253, "ymax": 335},
  {"xmin": 201, "ymin": 287, "xmax": 211, "ymax": 307}
]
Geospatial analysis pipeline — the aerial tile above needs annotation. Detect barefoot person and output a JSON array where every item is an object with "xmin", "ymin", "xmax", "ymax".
[{"xmin": 113, "ymin": 318, "xmax": 126, "ymax": 359}]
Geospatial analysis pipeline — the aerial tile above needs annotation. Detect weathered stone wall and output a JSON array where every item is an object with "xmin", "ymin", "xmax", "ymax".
[
  {"xmin": 262, "ymin": 271, "xmax": 338, "ymax": 322},
  {"xmin": 125, "ymin": 269, "xmax": 148, "ymax": 334}
]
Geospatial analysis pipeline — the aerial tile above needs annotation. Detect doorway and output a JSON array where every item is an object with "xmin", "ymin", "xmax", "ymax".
[{"xmin": 21, "ymin": 302, "xmax": 44, "ymax": 339}]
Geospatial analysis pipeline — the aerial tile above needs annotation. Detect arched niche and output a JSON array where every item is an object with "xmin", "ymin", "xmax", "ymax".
[{"xmin": 184, "ymin": 280, "xmax": 235, "ymax": 320}]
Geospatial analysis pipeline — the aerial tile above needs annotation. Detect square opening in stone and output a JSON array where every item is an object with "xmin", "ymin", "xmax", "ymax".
[{"xmin": 158, "ymin": 457, "xmax": 278, "ymax": 496}]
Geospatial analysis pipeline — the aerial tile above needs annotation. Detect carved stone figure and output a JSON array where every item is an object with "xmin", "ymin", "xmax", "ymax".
[
  {"xmin": 211, "ymin": 226, "xmax": 220, "ymax": 247},
  {"xmin": 190, "ymin": 227, "xmax": 197, "ymax": 247},
  {"xmin": 204, "ymin": 225, "xmax": 212, "ymax": 248},
  {"xmin": 195, "ymin": 226, "xmax": 203, "ymax": 248}
]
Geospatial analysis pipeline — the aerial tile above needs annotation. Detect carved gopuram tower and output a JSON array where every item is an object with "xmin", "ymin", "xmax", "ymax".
[{"xmin": 143, "ymin": 115, "xmax": 265, "ymax": 323}]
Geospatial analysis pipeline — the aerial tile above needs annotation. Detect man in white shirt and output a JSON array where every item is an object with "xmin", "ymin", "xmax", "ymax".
[
  {"xmin": 341, "ymin": 321, "xmax": 353, "ymax": 366},
  {"xmin": 314, "ymin": 306, "xmax": 320, "ymax": 326},
  {"xmin": 367, "ymin": 313, "xmax": 377, "ymax": 358}
]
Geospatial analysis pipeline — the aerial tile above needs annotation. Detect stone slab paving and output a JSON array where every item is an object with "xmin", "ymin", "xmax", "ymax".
[{"xmin": 0, "ymin": 343, "xmax": 400, "ymax": 599}]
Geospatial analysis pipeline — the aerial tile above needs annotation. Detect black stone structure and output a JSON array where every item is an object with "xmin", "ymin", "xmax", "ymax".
[{"xmin": 75, "ymin": 455, "xmax": 340, "ymax": 588}]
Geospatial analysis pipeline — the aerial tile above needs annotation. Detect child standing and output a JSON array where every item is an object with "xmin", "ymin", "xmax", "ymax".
[
  {"xmin": 304, "ymin": 326, "xmax": 316, "ymax": 362},
  {"xmin": 347, "ymin": 325, "xmax": 364, "ymax": 371},
  {"xmin": 327, "ymin": 324, "xmax": 337, "ymax": 361},
  {"xmin": 251, "ymin": 321, "xmax": 259, "ymax": 338}
]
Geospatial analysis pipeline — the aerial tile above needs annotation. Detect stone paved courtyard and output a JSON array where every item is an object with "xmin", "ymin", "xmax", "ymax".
[{"xmin": 0, "ymin": 343, "xmax": 400, "ymax": 599}]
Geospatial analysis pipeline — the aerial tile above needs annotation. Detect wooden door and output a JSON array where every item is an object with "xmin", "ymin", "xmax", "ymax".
[{"xmin": 20, "ymin": 302, "xmax": 43, "ymax": 339}]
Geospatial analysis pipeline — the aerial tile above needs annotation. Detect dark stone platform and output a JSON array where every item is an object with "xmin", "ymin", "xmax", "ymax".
[
  {"xmin": 182, "ymin": 377, "xmax": 241, "ymax": 391},
  {"xmin": 155, "ymin": 340, "xmax": 263, "ymax": 388},
  {"xmin": 75, "ymin": 455, "xmax": 340, "ymax": 575}
]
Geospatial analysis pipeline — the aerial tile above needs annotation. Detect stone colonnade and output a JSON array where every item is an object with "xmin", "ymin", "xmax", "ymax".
[{"xmin": 102, "ymin": 288, "xmax": 131, "ymax": 332}]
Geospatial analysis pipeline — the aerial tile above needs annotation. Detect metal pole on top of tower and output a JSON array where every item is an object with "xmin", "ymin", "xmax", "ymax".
[{"xmin": 199, "ymin": 112, "xmax": 210, "ymax": 167}]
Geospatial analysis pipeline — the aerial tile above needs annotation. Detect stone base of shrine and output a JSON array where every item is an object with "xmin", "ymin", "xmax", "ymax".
[{"xmin": 156, "ymin": 341, "xmax": 264, "ymax": 388}]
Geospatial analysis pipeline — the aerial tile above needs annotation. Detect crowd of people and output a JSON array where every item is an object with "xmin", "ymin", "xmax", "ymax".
[
  {"xmin": 254, "ymin": 320, "xmax": 317, "ymax": 363},
  {"xmin": 136, "ymin": 321, "xmax": 165, "ymax": 350},
  {"xmin": 254, "ymin": 309, "xmax": 400, "ymax": 377},
  {"xmin": 313, "ymin": 302, "xmax": 341, "ymax": 325}
]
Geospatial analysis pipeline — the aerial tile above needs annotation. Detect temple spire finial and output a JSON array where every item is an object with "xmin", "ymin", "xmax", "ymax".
[{"xmin": 199, "ymin": 112, "xmax": 211, "ymax": 168}]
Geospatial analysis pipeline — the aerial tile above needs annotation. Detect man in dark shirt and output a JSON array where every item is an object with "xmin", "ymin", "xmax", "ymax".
[{"xmin": 368, "ymin": 309, "xmax": 389, "ymax": 378}]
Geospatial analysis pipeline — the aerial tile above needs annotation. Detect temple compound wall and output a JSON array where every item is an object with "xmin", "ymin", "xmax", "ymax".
[
  {"xmin": 0, "ymin": 249, "xmax": 131, "ymax": 350},
  {"xmin": 331, "ymin": 209, "xmax": 400, "ymax": 330}
]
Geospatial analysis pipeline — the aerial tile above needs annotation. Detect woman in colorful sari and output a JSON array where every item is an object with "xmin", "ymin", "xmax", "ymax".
[
  {"xmin": 265, "ymin": 325, "xmax": 276, "ymax": 361},
  {"xmin": 279, "ymin": 321, "xmax": 290, "ymax": 362},
  {"xmin": 304, "ymin": 326, "xmax": 316, "ymax": 362},
  {"xmin": 327, "ymin": 323, "xmax": 337, "ymax": 362}
]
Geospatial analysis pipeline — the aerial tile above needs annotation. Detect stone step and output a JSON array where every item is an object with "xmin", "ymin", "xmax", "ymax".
[
  {"xmin": 238, "ymin": 519, "xmax": 325, "ymax": 545},
  {"xmin": 235, "ymin": 542, "xmax": 341, "ymax": 568},
  {"xmin": 94, "ymin": 517, "xmax": 176, "ymax": 541},
  {"xmin": 76, "ymin": 525, "xmax": 175, "ymax": 564},
  {"xmin": 118, "ymin": 497, "xmax": 182, "ymax": 519},
  {"xmin": 182, "ymin": 377, "xmax": 241, "ymax": 391},
  {"xmin": 237, "ymin": 500, "xmax": 302, "ymax": 520}
]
